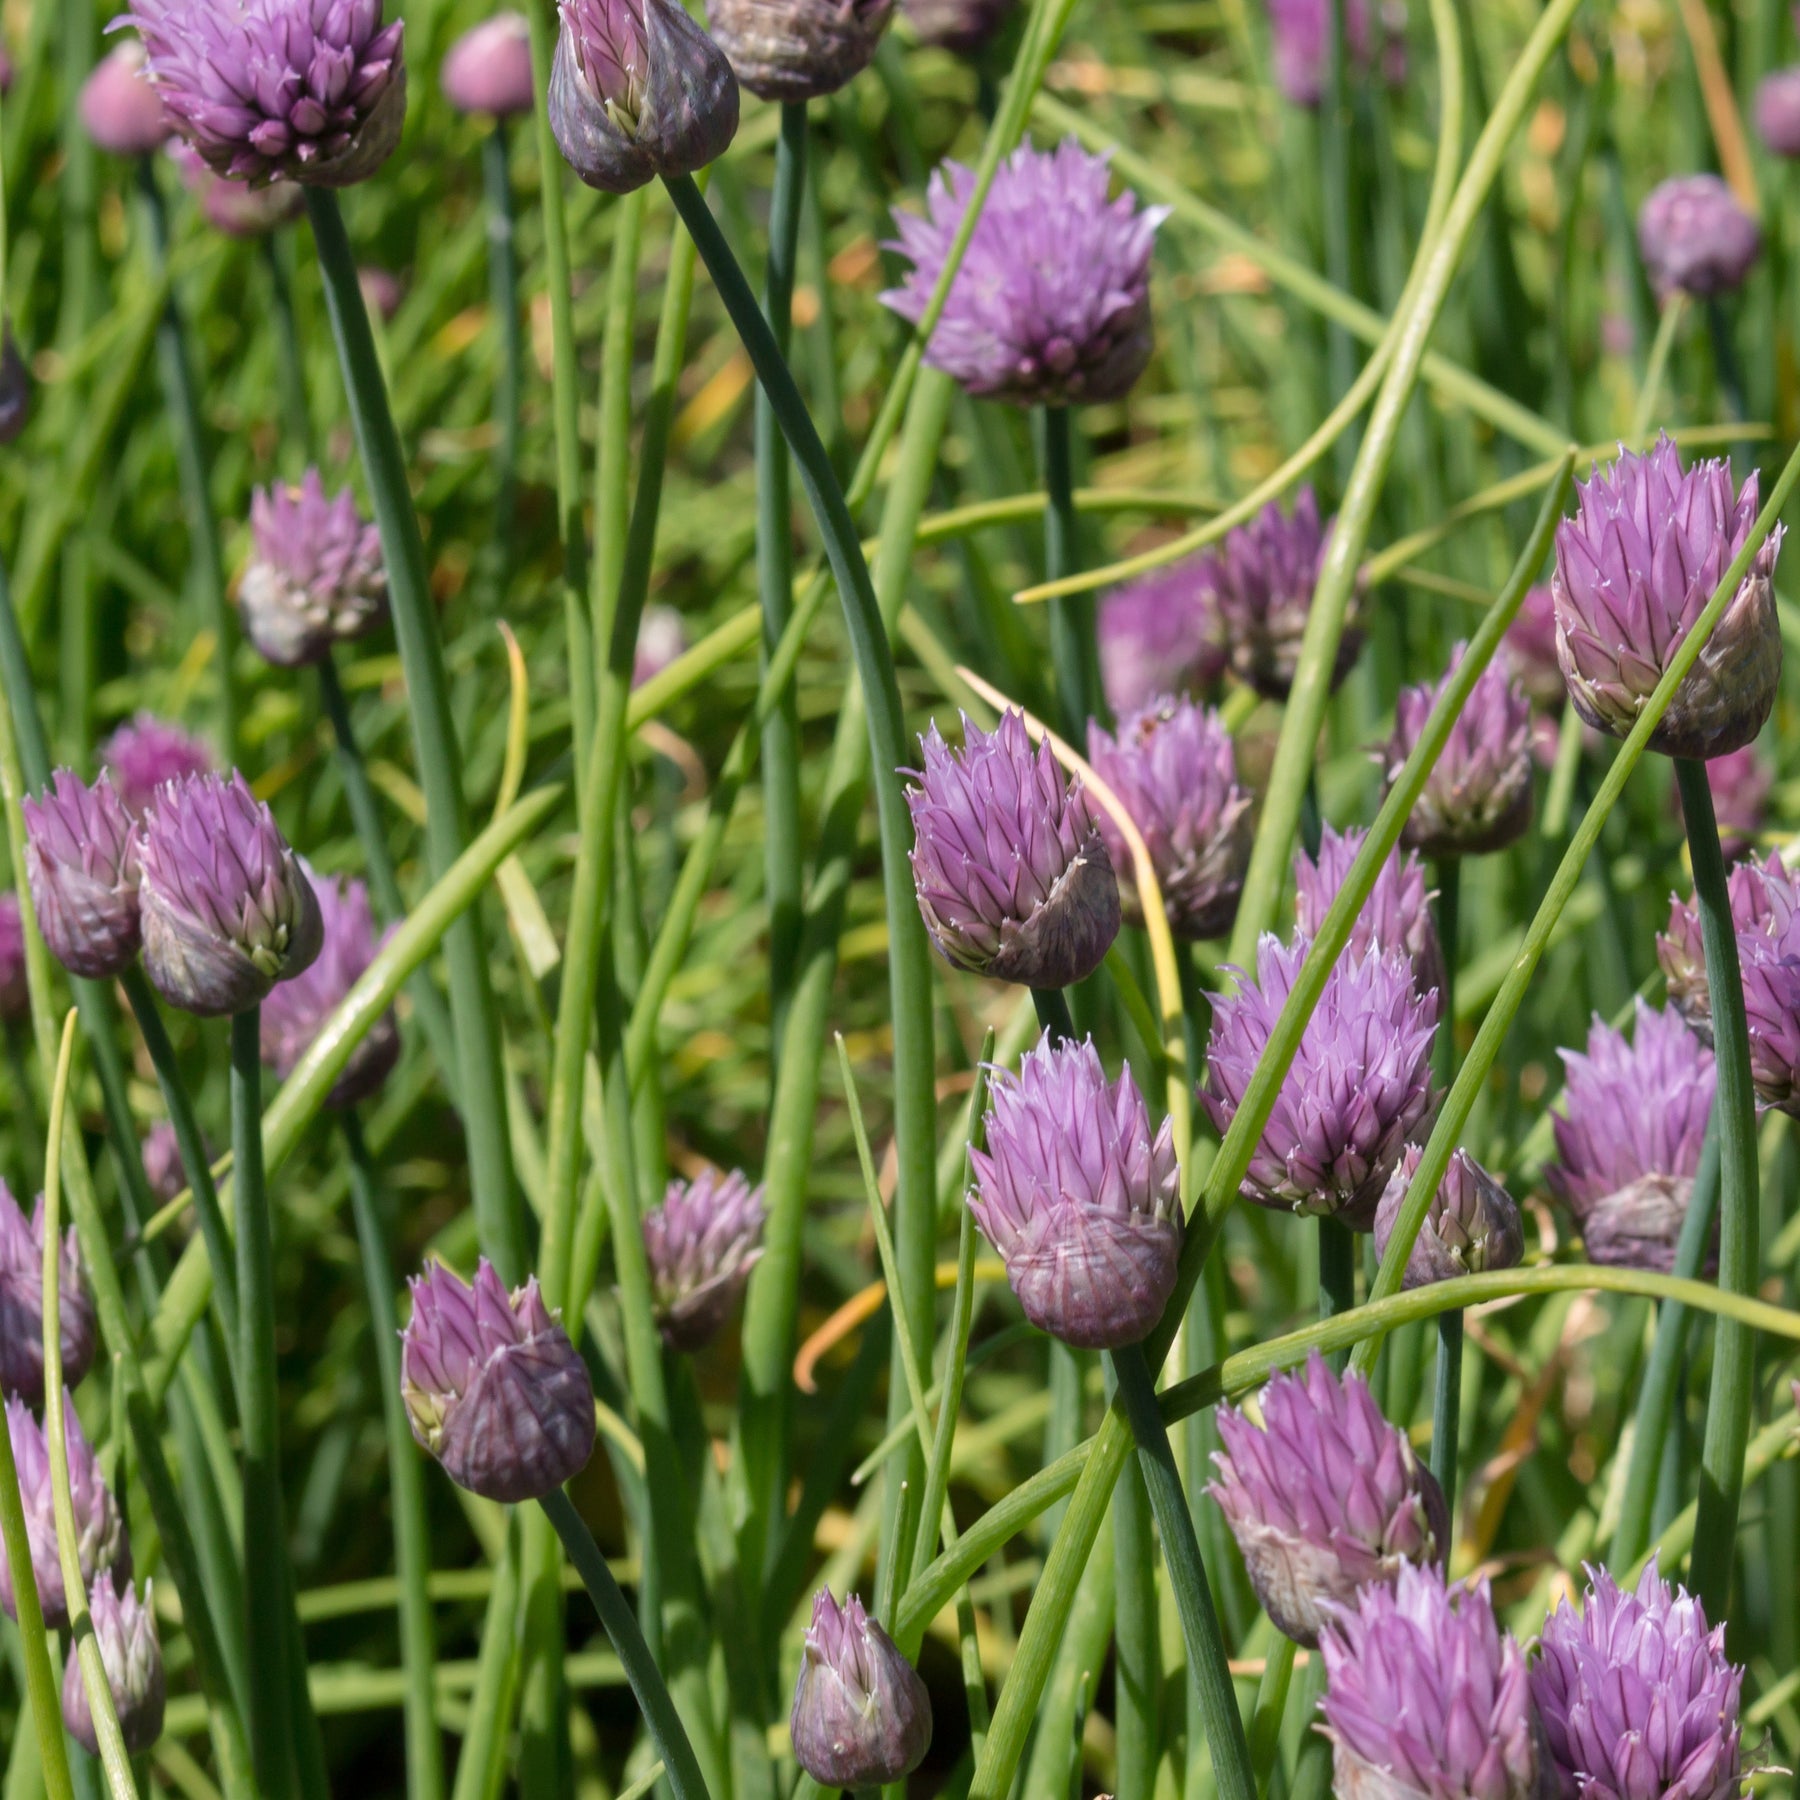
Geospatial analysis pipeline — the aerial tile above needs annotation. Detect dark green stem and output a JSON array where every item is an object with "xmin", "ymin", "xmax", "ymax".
[
  {"xmin": 303, "ymin": 187, "xmax": 522, "ymax": 1282},
  {"xmin": 1030, "ymin": 986, "xmax": 1077, "ymax": 1046},
  {"xmin": 262, "ymin": 232, "xmax": 315, "ymax": 468},
  {"xmin": 1318, "ymin": 1214, "xmax": 1357, "ymax": 1372},
  {"xmin": 1431, "ymin": 1311, "xmax": 1464, "ymax": 1516},
  {"xmin": 1109, "ymin": 1343, "xmax": 1255, "ymax": 1800},
  {"xmin": 136, "ymin": 155, "xmax": 236, "ymax": 766},
  {"xmin": 1320, "ymin": 0, "xmax": 1358, "ymax": 487},
  {"xmin": 1039, "ymin": 404, "xmax": 1097, "ymax": 736},
  {"xmin": 759, "ymin": 103, "xmax": 809, "ymax": 1056},
  {"xmin": 344, "ymin": 1112, "xmax": 444, "ymax": 1800},
  {"xmin": 540, "ymin": 1489, "xmax": 714, "ymax": 1800},
  {"xmin": 1673, "ymin": 757, "xmax": 1758, "ymax": 1619},
  {"xmin": 481, "ymin": 122, "xmax": 521, "ymax": 584}
]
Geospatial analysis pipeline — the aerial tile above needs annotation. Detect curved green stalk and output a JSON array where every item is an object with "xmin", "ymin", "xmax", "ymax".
[
  {"xmin": 302, "ymin": 187, "xmax": 521, "ymax": 1284},
  {"xmin": 1039, "ymin": 404, "xmax": 1096, "ymax": 734},
  {"xmin": 480, "ymin": 121, "xmax": 522, "ymax": 587},
  {"xmin": 1675, "ymin": 758, "xmax": 1760, "ymax": 1618}
]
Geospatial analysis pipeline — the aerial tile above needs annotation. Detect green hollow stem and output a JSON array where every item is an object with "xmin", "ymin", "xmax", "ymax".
[
  {"xmin": 1320, "ymin": 0, "xmax": 1358, "ymax": 478},
  {"xmin": 1039, "ymin": 405, "xmax": 1096, "ymax": 736},
  {"xmin": 1109, "ymin": 1343, "xmax": 1254, "ymax": 1800},
  {"xmin": 119, "ymin": 966, "xmax": 241, "ymax": 1386},
  {"xmin": 263, "ymin": 232, "xmax": 315, "ymax": 468},
  {"xmin": 759, "ymin": 101, "xmax": 808, "ymax": 1053},
  {"xmin": 1030, "ymin": 986, "xmax": 1076, "ymax": 1045},
  {"xmin": 232, "ymin": 1006, "xmax": 301, "ymax": 1800},
  {"xmin": 344, "ymin": 1112, "xmax": 445, "ymax": 1800},
  {"xmin": 316, "ymin": 654, "xmax": 460, "ymax": 1096},
  {"xmin": 1675, "ymin": 757, "xmax": 1760, "ymax": 1618},
  {"xmin": 1609, "ymin": 1112, "xmax": 1721, "ymax": 1569},
  {"xmin": 1318, "ymin": 1216, "xmax": 1357, "ymax": 1370},
  {"xmin": 136, "ymin": 155, "xmax": 237, "ymax": 766},
  {"xmin": 303, "ymin": 186, "xmax": 522, "ymax": 1283},
  {"xmin": 1430, "ymin": 855, "xmax": 1462, "ymax": 1518},
  {"xmin": 481, "ymin": 121, "xmax": 522, "ymax": 585}
]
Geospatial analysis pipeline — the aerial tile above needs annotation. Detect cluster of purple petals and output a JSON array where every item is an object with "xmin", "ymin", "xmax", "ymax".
[
  {"xmin": 1551, "ymin": 436, "xmax": 1782, "ymax": 762},
  {"xmin": 1532, "ymin": 1563, "xmax": 1742, "ymax": 1800},
  {"xmin": 1096, "ymin": 556, "xmax": 1227, "ymax": 717},
  {"xmin": 905, "ymin": 711, "xmax": 1120, "ymax": 989},
  {"xmin": 117, "ymin": 0, "xmax": 407, "ymax": 188},
  {"xmin": 0, "ymin": 1184, "xmax": 97, "ymax": 1408},
  {"xmin": 1505, "ymin": 581, "xmax": 1569, "ymax": 710},
  {"xmin": 881, "ymin": 138, "xmax": 1167, "ymax": 407},
  {"xmin": 241, "ymin": 469, "xmax": 388, "ymax": 667},
  {"xmin": 1266, "ymin": 0, "xmax": 1406, "ymax": 108},
  {"xmin": 790, "ymin": 1590, "xmax": 933, "ymax": 1787},
  {"xmin": 441, "ymin": 11, "xmax": 537, "ymax": 117},
  {"xmin": 1547, "ymin": 999, "xmax": 1714, "ymax": 1271},
  {"xmin": 1086, "ymin": 697, "xmax": 1253, "ymax": 940},
  {"xmin": 970, "ymin": 1033, "xmax": 1181, "ymax": 1349},
  {"xmin": 1758, "ymin": 65, "xmax": 1800, "ymax": 158},
  {"xmin": 1202, "ymin": 933, "xmax": 1437, "ymax": 1227},
  {"xmin": 168, "ymin": 137, "xmax": 304, "ymax": 234},
  {"xmin": 101, "ymin": 713, "xmax": 214, "ymax": 817},
  {"xmin": 1373, "ymin": 1143, "xmax": 1524, "ymax": 1289},
  {"xmin": 1676, "ymin": 743, "xmax": 1772, "ymax": 861},
  {"xmin": 63, "ymin": 1574, "xmax": 165, "ymax": 1756},
  {"xmin": 23, "ymin": 771, "xmax": 142, "ymax": 981},
  {"xmin": 79, "ymin": 43, "xmax": 171, "ymax": 158},
  {"xmin": 642, "ymin": 1167, "xmax": 768, "ymax": 1351},
  {"xmin": 1638, "ymin": 174, "xmax": 1762, "ymax": 300},
  {"xmin": 1291, "ymin": 823, "xmax": 1446, "ymax": 1005},
  {"xmin": 1209, "ymin": 1351, "xmax": 1446, "ymax": 1646}
]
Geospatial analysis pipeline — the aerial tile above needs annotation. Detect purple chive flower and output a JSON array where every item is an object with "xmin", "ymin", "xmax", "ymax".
[
  {"xmin": 1209, "ymin": 1351, "xmax": 1448, "ymax": 1646},
  {"xmin": 642, "ymin": 1168, "xmax": 767, "ymax": 1352},
  {"xmin": 1757, "ymin": 67, "xmax": 1800, "ymax": 159},
  {"xmin": 1533, "ymin": 1562, "xmax": 1742, "ymax": 1800},
  {"xmin": 1373, "ymin": 1144, "xmax": 1524, "ymax": 1289},
  {"xmin": 1378, "ymin": 644, "xmax": 1535, "ymax": 858},
  {"xmin": 100, "ymin": 714, "xmax": 213, "ymax": 818},
  {"xmin": 549, "ymin": 0, "xmax": 739, "ymax": 195},
  {"xmin": 259, "ymin": 868, "xmax": 398, "ymax": 1108},
  {"xmin": 79, "ymin": 43, "xmax": 172, "ymax": 158},
  {"xmin": 0, "ymin": 1396, "xmax": 131, "ymax": 1631},
  {"xmin": 167, "ymin": 137, "xmax": 303, "ymax": 236},
  {"xmin": 1096, "ymin": 556, "xmax": 1228, "ymax": 717},
  {"xmin": 1086, "ymin": 698, "xmax": 1253, "ymax": 939},
  {"xmin": 1211, "ymin": 487, "xmax": 1359, "ymax": 702},
  {"xmin": 62, "ymin": 1576, "xmax": 165, "ymax": 1757},
  {"xmin": 241, "ymin": 470, "xmax": 388, "ymax": 668},
  {"xmin": 141, "ymin": 1122, "xmax": 191, "ymax": 1205},
  {"xmin": 441, "ymin": 11, "xmax": 537, "ymax": 117},
  {"xmin": 632, "ymin": 604, "xmax": 686, "ymax": 688},
  {"xmin": 0, "ymin": 894, "xmax": 26, "ymax": 1022},
  {"xmin": 0, "ymin": 325, "xmax": 29, "ymax": 445},
  {"xmin": 1319, "ymin": 1564, "xmax": 1541, "ymax": 1800},
  {"xmin": 905, "ymin": 711, "xmax": 1121, "ymax": 990},
  {"xmin": 1506, "ymin": 582, "xmax": 1569, "ymax": 711},
  {"xmin": 136, "ymin": 771, "xmax": 324, "ymax": 1018},
  {"xmin": 1291, "ymin": 823, "xmax": 1447, "ymax": 1006},
  {"xmin": 1546, "ymin": 999, "xmax": 1714, "ymax": 1272},
  {"xmin": 707, "ymin": 0, "xmax": 892, "ymax": 102},
  {"xmin": 1672, "ymin": 742, "xmax": 1770, "ymax": 862},
  {"xmin": 1638, "ymin": 174, "xmax": 1762, "ymax": 300},
  {"xmin": 790, "ymin": 1591, "xmax": 933, "ymax": 1789},
  {"xmin": 400, "ymin": 1259, "xmax": 595, "ymax": 1503},
  {"xmin": 22, "ymin": 771, "xmax": 142, "ymax": 981},
  {"xmin": 1554, "ymin": 436, "xmax": 1783, "ymax": 762},
  {"xmin": 881, "ymin": 138, "xmax": 1168, "ymax": 407},
  {"xmin": 1266, "ymin": 0, "xmax": 1405, "ymax": 108},
  {"xmin": 1202, "ymin": 934, "xmax": 1438, "ymax": 1227},
  {"xmin": 117, "ymin": 0, "xmax": 407, "ymax": 187},
  {"xmin": 900, "ymin": 0, "xmax": 1016, "ymax": 55},
  {"xmin": 359, "ymin": 265, "xmax": 404, "ymax": 321},
  {"xmin": 0, "ymin": 1186, "xmax": 97, "ymax": 1405},
  {"xmin": 969, "ymin": 1034, "xmax": 1182, "ymax": 1349}
]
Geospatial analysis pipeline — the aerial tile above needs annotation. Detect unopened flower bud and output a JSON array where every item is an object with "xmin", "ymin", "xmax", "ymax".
[
  {"xmin": 643, "ymin": 1169, "xmax": 767, "ymax": 1351},
  {"xmin": 62, "ymin": 1577, "xmax": 164, "ymax": 1756},
  {"xmin": 790, "ymin": 1591, "xmax": 932, "ymax": 1789},
  {"xmin": 79, "ymin": 44, "xmax": 171, "ymax": 158},
  {"xmin": 23, "ymin": 772, "xmax": 141, "ymax": 980},
  {"xmin": 1373, "ymin": 1145, "xmax": 1524, "ymax": 1288},
  {"xmin": 708, "ymin": 0, "xmax": 891, "ymax": 100},
  {"xmin": 136, "ymin": 772, "xmax": 323, "ymax": 1017},
  {"xmin": 550, "ymin": 0, "xmax": 739, "ymax": 195},
  {"xmin": 441, "ymin": 12, "xmax": 538, "ymax": 117},
  {"xmin": 1758, "ymin": 67, "xmax": 1800, "ymax": 159},
  {"xmin": 1291, "ymin": 823, "xmax": 1446, "ymax": 1008},
  {"xmin": 240, "ymin": 471, "xmax": 388, "ymax": 667},
  {"xmin": 0, "ymin": 1187, "xmax": 97, "ymax": 1405},
  {"xmin": 1638, "ymin": 174, "xmax": 1761, "ymax": 300},
  {"xmin": 1096, "ymin": 557, "xmax": 1227, "ymax": 717},
  {"xmin": 401, "ymin": 1259, "xmax": 595, "ymax": 1503},
  {"xmin": 900, "ymin": 0, "xmax": 1017, "ymax": 56}
]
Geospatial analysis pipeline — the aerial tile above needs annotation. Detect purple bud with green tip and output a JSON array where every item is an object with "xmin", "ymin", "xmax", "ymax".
[
  {"xmin": 400, "ymin": 1259, "xmax": 595, "ymax": 1503},
  {"xmin": 1373, "ymin": 1144, "xmax": 1524, "ymax": 1289},
  {"xmin": 1532, "ymin": 1561, "xmax": 1742, "ymax": 1800},
  {"xmin": 0, "ymin": 1395, "xmax": 131, "ymax": 1631},
  {"xmin": 880, "ymin": 138, "xmax": 1167, "ymax": 407},
  {"xmin": 1209, "ymin": 1350, "xmax": 1448, "ymax": 1646},
  {"xmin": 1378, "ymin": 644, "xmax": 1534, "ymax": 857},
  {"xmin": 708, "ymin": 0, "xmax": 892, "ymax": 102},
  {"xmin": 136, "ymin": 771, "xmax": 323, "ymax": 1017},
  {"xmin": 549, "ymin": 0, "xmax": 739, "ymax": 195},
  {"xmin": 1638, "ymin": 174, "xmax": 1761, "ymax": 300},
  {"xmin": 1201, "ymin": 934, "xmax": 1438, "ymax": 1227},
  {"xmin": 241, "ymin": 470, "xmax": 388, "ymax": 668},
  {"xmin": 1086, "ymin": 697, "xmax": 1253, "ymax": 939},
  {"xmin": 1320, "ymin": 1563, "xmax": 1541, "ymax": 1800},
  {"xmin": 259, "ymin": 868, "xmax": 398, "ymax": 1108},
  {"xmin": 116, "ymin": 0, "xmax": 407, "ymax": 187},
  {"xmin": 1551, "ymin": 435, "xmax": 1782, "ymax": 761},
  {"xmin": 1096, "ymin": 555, "xmax": 1228, "ymax": 717},
  {"xmin": 790, "ymin": 1590, "xmax": 933, "ymax": 1789},
  {"xmin": 441, "ymin": 12, "xmax": 537, "ymax": 117},
  {"xmin": 969, "ymin": 1033, "xmax": 1182, "ymax": 1349},
  {"xmin": 0, "ymin": 1186, "xmax": 97, "ymax": 1406},
  {"xmin": 99, "ymin": 713, "xmax": 213, "ymax": 818},
  {"xmin": 1546, "ymin": 999, "xmax": 1714, "ymax": 1272},
  {"xmin": 62, "ymin": 1577, "xmax": 164, "ymax": 1756},
  {"xmin": 643, "ymin": 1168, "xmax": 767, "ymax": 1351},
  {"xmin": 23, "ymin": 771, "xmax": 141, "ymax": 980},
  {"xmin": 1291, "ymin": 823, "xmax": 1447, "ymax": 1009},
  {"xmin": 905, "ymin": 710, "xmax": 1121, "ymax": 989}
]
